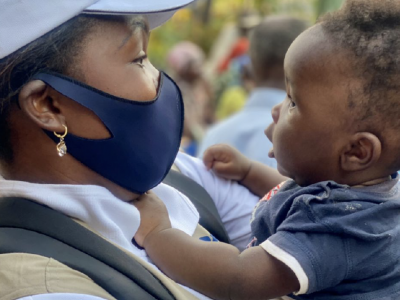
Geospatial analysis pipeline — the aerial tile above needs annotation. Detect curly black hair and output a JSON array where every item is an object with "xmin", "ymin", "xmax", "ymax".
[{"xmin": 320, "ymin": 0, "xmax": 400, "ymax": 134}]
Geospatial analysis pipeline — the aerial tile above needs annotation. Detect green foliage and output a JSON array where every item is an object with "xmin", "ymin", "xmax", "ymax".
[
  {"xmin": 149, "ymin": 7, "xmax": 227, "ymax": 69},
  {"xmin": 316, "ymin": 0, "xmax": 345, "ymax": 16}
]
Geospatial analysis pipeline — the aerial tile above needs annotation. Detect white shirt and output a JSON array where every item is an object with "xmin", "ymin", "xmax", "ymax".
[
  {"xmin": 5, "ymin": 153, "xmax": 259, "ymax": 300},
  {"xmin": 174, "ymin": 152, "xmax": 259, "ymax": 251}
]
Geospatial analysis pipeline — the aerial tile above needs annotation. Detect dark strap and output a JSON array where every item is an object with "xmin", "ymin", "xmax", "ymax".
[
  {"xmin": 0, "ymin": 197, "xmax": 175, "ymax": 300},
  {"xmin": 163, "ymin": 170, "xmax": 230, "ymax": 244}
]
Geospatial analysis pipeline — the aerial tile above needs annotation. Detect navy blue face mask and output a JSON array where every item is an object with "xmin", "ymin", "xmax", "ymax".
[{"xmin": 32, "ymin": 71, "xmax": 184, "ymax": 194}]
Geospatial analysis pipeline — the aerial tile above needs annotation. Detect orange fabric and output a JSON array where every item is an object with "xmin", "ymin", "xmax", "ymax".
[{"xmin": 218, "ymin": 37, "xmax": 249, "ymax": 73}]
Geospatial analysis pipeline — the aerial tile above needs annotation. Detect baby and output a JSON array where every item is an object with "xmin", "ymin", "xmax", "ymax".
[{"xmin": 134, "ymin": 1, "xmax": 400, "ymax": 299}]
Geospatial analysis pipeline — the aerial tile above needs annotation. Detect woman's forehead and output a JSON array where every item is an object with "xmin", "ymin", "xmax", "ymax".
[
  {"xmin": 83, "ymin": 15, "xmax": 149, "ymax": 51},
  {"xmin": 88, "ymin": 15, "xmax": 149, "ymax": 34},
  {"xmin": 127, "ymin": 15, "xmax": 150, "ymax": 34}
]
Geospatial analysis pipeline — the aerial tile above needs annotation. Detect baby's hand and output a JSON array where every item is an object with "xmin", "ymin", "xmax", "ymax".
[
  {"xmin": 203, "ymin": 144, "xmax": 252, "ymax": 182},
  {"xmin": 133, "ymin": 191, "xmax": 171, "ymax": 248}
]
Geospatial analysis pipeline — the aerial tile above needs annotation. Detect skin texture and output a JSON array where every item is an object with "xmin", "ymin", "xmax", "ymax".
[
  {"xmin": 134, "ymin": 24, "xmax": 395, "ymax": 299},
  {"xmin": 3, "ymin": 17, "xmax": 160, "ymax": 201}
]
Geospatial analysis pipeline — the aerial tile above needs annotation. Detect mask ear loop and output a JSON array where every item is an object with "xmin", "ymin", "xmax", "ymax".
[{"xmin": 53, "ymin": 125, "xmax": 68, "ymax": 157}]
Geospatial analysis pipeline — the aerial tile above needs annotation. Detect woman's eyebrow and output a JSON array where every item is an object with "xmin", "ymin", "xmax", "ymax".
[
  {"xmin": 118, "ymin": 19, "xmax": 149, "ymax": 50},
  {"xmin": 130, "ymin": 19, "xmax": 149, "ymax": 33}
]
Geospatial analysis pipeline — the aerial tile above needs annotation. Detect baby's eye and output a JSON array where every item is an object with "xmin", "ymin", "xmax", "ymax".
[{"xmin": 288, "ymin": 95, "xmax": 296, "ymax": 109}]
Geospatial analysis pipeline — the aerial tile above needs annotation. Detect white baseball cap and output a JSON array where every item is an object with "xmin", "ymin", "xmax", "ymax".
[{"xmin": 0, "ymin": 0, "xmax": 196, "ymax": 60}]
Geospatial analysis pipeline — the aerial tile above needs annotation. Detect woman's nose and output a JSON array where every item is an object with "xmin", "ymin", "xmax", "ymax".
[
  {"xmin": 145, "ymin": 61, "xmax": 161, "ymax": 91},
  {"xmin": 153, "ymin": 70, "xmax": 160, "ymax": 92},
  {"xmin": 271, "ymin": 102, "xmax": 282, "ymax": 124}
]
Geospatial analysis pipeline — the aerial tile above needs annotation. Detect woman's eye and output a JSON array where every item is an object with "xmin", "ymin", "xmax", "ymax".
[{"xmin": 133, "ymin": 55, "xmax": 147, "ymax": 66}]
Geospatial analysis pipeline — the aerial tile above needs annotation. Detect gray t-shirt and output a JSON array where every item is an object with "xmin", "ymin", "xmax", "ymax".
[{"xmin": 251, "ymin": 175, "xmax": 400, "ymax": 299}]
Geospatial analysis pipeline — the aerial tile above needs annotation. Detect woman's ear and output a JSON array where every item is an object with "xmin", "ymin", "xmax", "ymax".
[
  {"xmin": 18, "ymin": 80, "xmax": 66, "ymax": 132},
  {"xmin": 340, "ymin": 132, "xmax": 382, "ymax": 172}
]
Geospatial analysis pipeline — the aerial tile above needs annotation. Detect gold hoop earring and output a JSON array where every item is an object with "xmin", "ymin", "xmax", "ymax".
[{"xmin": 54, "ymin": 125, "xmax": 68, "ymax": 157}]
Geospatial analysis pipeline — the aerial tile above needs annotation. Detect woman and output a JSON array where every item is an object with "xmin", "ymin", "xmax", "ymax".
[{"xmin": 0, "ymin": 1, "xmax": 263, "ymax": 299}]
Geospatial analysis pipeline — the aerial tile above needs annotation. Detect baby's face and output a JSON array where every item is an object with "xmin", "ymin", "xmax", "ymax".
[{"xmin": 265, "ymin": 24, "xmax": 356, "ymax": 186}]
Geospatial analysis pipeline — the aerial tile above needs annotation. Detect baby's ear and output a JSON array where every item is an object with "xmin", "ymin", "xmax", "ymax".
[{"xmin": 340, "ymin": 132, "xmax": 382, "ymax": 172}]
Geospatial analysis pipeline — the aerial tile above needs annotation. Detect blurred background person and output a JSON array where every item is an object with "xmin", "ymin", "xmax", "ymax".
[
  {"xmin": 166, "ymin": 41, "xmax": 215, "ymax": 155},
  {"xmin": 211, "ymin": 10, "xmax": 261, "ymax": 121},
  {"xmin": 197, "ymin": 16, "xmax": 309, "ymax": 167},
  {"xmin": 216, "ymin": 9, "xmax": 261, "ymax": 74},
  {"xmin": 215, "ymin": 55, "xmax": 255, "ymax": 121}
]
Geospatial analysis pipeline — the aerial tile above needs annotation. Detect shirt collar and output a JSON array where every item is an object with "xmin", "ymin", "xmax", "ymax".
[
  {"xmin": 0, "ymin": 178, "xmax": 140, "ymax": 249},
  {"xmin": 0, "ymin": 178, "xmax": 199, "ymax": 258}
]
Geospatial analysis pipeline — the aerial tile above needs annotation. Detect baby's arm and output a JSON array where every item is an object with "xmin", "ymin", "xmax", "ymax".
[
  {"xmin": 203, "ymin": 144, "xmax": 287, "ymax": 197},
  {"xmin": 134, "ymin": 192, "xmax": 299, "ymax": 300}
]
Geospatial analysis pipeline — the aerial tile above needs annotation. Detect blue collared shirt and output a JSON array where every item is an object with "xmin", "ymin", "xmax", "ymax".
[{"xmin": 197, "ymin": 88, "xmax": 286, "ymax": 167}]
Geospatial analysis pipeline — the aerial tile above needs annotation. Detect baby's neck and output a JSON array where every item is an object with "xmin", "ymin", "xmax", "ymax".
[{"xmin": 351, "ymin": 175, "xmax": 393, "ymax": 188}]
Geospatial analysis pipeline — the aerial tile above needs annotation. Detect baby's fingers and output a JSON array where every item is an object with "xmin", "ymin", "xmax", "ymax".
[
  {"xmin": 133, "ymin": 191, "xmax": 171, "ymax": 247},
  {"xmin": 202, "ymin": 148, "xmax": 216, "ymax": 170},
  {"xmin": 203, "ymin": 144, "xmax": 232, "ymax": 170},
  {"xmin": 135, "ymin": 191, "xmax": 162, "ymax": 207}
]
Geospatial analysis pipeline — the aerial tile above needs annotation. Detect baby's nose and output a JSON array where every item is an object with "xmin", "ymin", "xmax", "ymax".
[{"xmin": 271, "ymin": 102, "xmax": 282, "ymax": 123}]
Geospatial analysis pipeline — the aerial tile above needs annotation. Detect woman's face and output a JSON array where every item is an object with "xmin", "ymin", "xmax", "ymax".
[
  {"xmin": 80, "ymin": 17, "xmax": 159, "ymax": 100},
  {"xmin": 6, "ymin": 17, "xmax": 163, "ymax": 201},
  {"xmin": 60, "ymin": 17, "xmax": 161, "ymax": 140}
]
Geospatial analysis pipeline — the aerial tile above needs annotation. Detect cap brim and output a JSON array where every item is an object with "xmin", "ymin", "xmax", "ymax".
[
  {"xmin": 84, "ymin": 0, "xmax": 196, "ymax": 29},
  {"xmin": 0, "ymin": 0, "xmax": 195, "ymax": 59}
]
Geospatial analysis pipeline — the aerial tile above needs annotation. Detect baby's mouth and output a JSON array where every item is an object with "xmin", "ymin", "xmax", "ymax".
[
  {"xmin": 265, "ymin": 123, "xmax": 274, "ymax": 142},
  {"xmin": 268, "ymin": 148, "xmax": 275, "ymax": 158}
]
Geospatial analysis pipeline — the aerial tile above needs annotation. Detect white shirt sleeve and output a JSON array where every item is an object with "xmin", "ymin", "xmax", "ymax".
[
  {"xmin": 18, "ymin": 294, "xmax": 108, "ymax": 300},
  {"xmin": 174, "ymin": 152, "xmax": 260, "ymax": 251}
]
